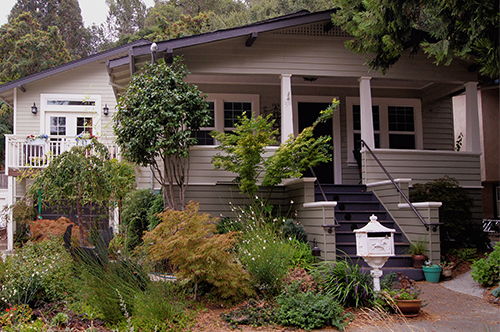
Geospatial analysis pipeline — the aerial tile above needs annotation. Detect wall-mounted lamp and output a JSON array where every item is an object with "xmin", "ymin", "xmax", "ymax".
[
  {"xmin": 103, "ymin": 104, "xmax": 109, "ymax": 116},
  {"xmin": 31, "ymin": 102, "xmax": 38, "ymax": 115}
]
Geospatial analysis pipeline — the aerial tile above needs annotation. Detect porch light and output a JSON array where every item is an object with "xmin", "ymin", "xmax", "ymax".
[
  {"xmin": 31, "ymin": 102, "xmax": 38, "ymax": 115},
  {"xmin": 103, "ymin": 104, "xmax": 109, "ymax": 116},
  {"xmin": 311, "ymin": 238, "xmax": 321, "ymax": 257}
]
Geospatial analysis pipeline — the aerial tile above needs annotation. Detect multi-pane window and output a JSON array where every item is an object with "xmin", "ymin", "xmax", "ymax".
[
  {"xmin": 388, "ymin": 106, "xmax": 415, "ymax": 149},
  {"xmin": 192, "ymin": 102, "xmax": 215, "ymax": 145},
  {"xmin": 50, "ymin": 117, "xmax": 66, "ymax": 136},
  {"xmin": 224, "ymin": 102, "xmax": 251, "ymax": 128},
  {"xmin": 346, "ymin": 97, "xmax": 421, "ymax": 165},
  {"xmin": 77, "ymin": 117, "xmax": 93, "ymax": 135}
]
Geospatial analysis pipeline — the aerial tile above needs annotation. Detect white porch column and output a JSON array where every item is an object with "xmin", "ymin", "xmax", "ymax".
[
  {"xmin": 359, "ymin": 77, "xmax": 375, "ymax": 149},
  {"xmin": 280, "ymin": 74, "xmax": 294, "ymax": 143},
  {"xmin": 464, "ymin": 82, "xmax": 481, "ymax": 153},
  {"xmin": 7, "ymin": 176, "xmax": 14, "ymax": 252}
]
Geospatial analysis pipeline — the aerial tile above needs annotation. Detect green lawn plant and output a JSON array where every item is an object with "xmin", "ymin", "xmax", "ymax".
[
  {"xmin": 0, "ymin": 238, "xmax": 75, "ymax": 307},
  {"xmin": 276, "ymin": 283, "xmax": 353, "ymax": 331},
  {"xmin": 313, "ymin": 260, "xmax": 375, "ymax": 308},
  {"xmin": 238, "ymin": 225, "xmax": 294, "ymax": 297},
  {"xmin": 471, "ymin": 242, "xmax": 500, "ymax": 287}
]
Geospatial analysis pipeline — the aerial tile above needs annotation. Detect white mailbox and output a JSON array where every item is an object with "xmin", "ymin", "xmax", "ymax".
[
  {"xmin": 354, "ymin": 214, "xmax": 396, "ymax": 257},
  {"xmin": 354, "ymin": 214, "xmax": 396, "ymax": 291}
]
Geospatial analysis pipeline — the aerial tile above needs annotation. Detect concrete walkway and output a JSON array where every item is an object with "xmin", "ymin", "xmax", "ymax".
[{"xmin": 344, "ymin": 269, "xmax": 500, "ymax": 332}]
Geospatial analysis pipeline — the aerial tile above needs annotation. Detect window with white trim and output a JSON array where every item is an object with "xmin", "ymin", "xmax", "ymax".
[
  {"xmin": 41, "ymin": 94, "xmax": 101, "ymax": 138},
  {"xmin": 192, "ymin": 94, "xmax": 259, "ymax": 145},
  {"xmin": 346, "ymin": 97, "xmax": 422, "ymax": 165}
]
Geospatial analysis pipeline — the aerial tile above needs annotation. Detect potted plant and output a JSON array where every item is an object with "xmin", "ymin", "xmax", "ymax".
[
  {"xmin": 422, "ymin": 261, "xmax": 442, "ymax": 283},
  {"xmin": 26, "ymin": 133, "xmax": 48, "ymax": 145},
  {"xmin": 75, "ymin": 132, "xmax": 96, "ymax": 146},
  {"xmin": 406, "ymin": 240, "xmax": 428, "ymax": 268},
  {"xmin": 390, "ymin": 275, "xmax": 422, "ymax": 317},
  {"xmin": 440, "ymin": 261, "xmax": 455, "ymax": 278}
]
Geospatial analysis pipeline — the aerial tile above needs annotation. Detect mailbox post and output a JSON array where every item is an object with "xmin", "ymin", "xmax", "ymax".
[{"xmin": 354, "ymin": 214, "xmax": 396, "ymax": 291}]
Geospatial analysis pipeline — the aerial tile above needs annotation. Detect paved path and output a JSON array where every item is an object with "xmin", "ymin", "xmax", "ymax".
[{"xmin": 344, "ymin": 270, "xmax": 500, "ymax": 332}]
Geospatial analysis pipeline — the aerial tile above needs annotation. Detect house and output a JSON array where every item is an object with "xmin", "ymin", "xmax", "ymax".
[
  {"xmin": 0, "ymin": 10, "xmax": 484, "ymax": 276},
  {"xmin": 453, "ymin": 83, "xmax": 500, "ymax": 234}
]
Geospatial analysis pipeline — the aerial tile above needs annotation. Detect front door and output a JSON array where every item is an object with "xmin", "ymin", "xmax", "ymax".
[{"xmin": 298, "ymin": 102, "xmax": 334, "ymax": 184}]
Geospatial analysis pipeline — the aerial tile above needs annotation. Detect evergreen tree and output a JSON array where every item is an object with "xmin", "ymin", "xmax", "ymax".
[
  {"xmin": 8, "ymin": 0, "xmax": 90, "ymax": 58},
  {"xmin": 330, "ymin": 0, "xmax": 499, "ymax": 78},
  {"xmin": 0, "ymin": 12, "xmax": 72, "ymax": 83}
]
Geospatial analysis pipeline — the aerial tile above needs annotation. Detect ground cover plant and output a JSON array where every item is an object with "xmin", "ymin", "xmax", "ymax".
[
  {"xmin": 471, "ymin": 242, "xmax": 500, "ymax": 287},
  {"xmin": 312, "ymin": 259, "xmax": 375, "ymax": 308}
]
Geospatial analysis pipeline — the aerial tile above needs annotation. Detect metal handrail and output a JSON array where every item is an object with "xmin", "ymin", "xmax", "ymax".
[{"xmin": 360, "ymin": 140, "xmax": 439, "ymax": 232}]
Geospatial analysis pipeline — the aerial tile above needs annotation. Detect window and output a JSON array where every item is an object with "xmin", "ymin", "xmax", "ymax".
[
  {"xmin": 191, "ymin": 102, "xmax": 215, "ymax": 145},
  {"xmin": 388, "ymin": 106, "xmax": 415, "ymax": 149},
  {"xmin": 192, "ymin": 94, "xmax": 259, "ymax": 146},
  {"xmin": 346, "ymin": 97, "xmax": 422, "ymax": 165},
  {"xmin": 224, "ymin": 102, "xmax": 252, "ymax": 128},
  {"xmin": 77, "ymin": 117, "xmax": 93, "ymax": 135}
]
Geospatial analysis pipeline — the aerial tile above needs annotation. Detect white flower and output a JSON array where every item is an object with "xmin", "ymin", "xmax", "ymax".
[
  {"xmin": 263, "ymin": 246, "xmax": 266, "ymax": 250},
  {"xmin": 252, "ymin": 257, "xmax": 255, "ymax": 261},
  {"xmin": 290, "ymin": 200, "xmax": 294, "ymax": 204}
]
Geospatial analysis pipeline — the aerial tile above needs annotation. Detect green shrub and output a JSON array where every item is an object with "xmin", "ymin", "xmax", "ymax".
[
  {"xmin": 238, "ymin": 226, "xmax": 294, "ymax": 297},
  {"xmin": 124, "ymin": 281, "xmax": 192, "ymax": 332},
  {"xmin": 0, "ymin": 238, "xmax": 75, "ymax": 306},
  {"xmin": 280, "ymin": 219, "xmax": 308, "ymax": 243},
  {"xmin": 221, "ymin": 299, "xmax": 278, "ymax": 328},
  {"xmin": 449, "ymin": 248, "xmax": 479, "ymax": 263},
  {"xmin": 76, "ymin": 257, "xmax": 149, "ymax": 324},
  {"xmin": 471, "ymin": 243, "xmax": 500, "ymax": 287},
  {"xmin": 276, "ymin": 283, "xmax": 352, "ymax": 331},
  {"xmin": 121, "ymin": 189, "xmax": 157, "ymax": 253},
  {"xmin": 147, "ymin": 190, "xmax": 165, "ymax": 231},
  {"xmin": 409, "ymin": 176, "xmax": 489, "ymax": 252},
  {"xmin": 289, "ymin": 239, "xmax": 315, "ymax": 271},
  {"xmin": 313, "ymin": 260, "xmax": 375, "ymax": 308}
]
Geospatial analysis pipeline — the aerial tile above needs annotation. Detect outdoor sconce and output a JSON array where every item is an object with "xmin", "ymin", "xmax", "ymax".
[
  {"xmin": 103, "ymin": 104, "xmax": 109, "ymax": 116},
  {"xmin": 311, "ymin": 238, "xmax": 321, "ymax": 257},
  {"xmin": 31, "ymin": 102, "xmax": 38, "ymax": 115}
]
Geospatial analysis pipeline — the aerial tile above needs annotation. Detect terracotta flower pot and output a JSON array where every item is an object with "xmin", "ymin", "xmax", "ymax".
[
  {"xmin": 395, "ymin": 299, "xmax": 422, "ymax": 317},
  {"xmin": 411, "ymin": 254, "xmax": 427, "ymax": 268}
]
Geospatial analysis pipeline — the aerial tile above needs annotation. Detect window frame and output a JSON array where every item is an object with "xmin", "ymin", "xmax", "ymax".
[
  {"xmin": 346, "ymin": 97, "xmax": 423, "ymax": 166},
  {"xmin": 193, "ymin": 93, "xmax": 260, "ymax": 146},
  {"xmin": 40, "ymin": 94, "xmax": 102, "ymax": 136}
]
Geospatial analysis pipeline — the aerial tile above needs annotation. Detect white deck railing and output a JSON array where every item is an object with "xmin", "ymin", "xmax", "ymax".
[{"xmin": 5, "ymin": 135, "xmax": 120, "ymax": 173}]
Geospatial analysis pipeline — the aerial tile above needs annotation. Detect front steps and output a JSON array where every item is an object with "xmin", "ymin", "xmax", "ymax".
[{"xmin": 316, "ymin": 184, "xmax": 424, "ymax": 281}]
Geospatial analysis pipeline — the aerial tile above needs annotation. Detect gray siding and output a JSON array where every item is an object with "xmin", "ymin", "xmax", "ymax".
[{"xmin": 422, "ymin": 98, "xmax": 455, "ymax": 150}]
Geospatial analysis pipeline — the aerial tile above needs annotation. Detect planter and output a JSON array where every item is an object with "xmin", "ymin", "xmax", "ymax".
[
  {"xmin": 442, "ymin": 268, "xmax": 453, "ymax": 278},
  {"xmin": 76, "ymin": 139, "xmax": 91, "ymax": 146},
  {"xmin": 411, "ymin": 254, "xmax": 427, "ymax": 268},
  {"xmin": 29, "ymin": 138, "xmax": 47, "ymax": 146},
  {"xmin": 423, "ymin": 265, "xmax": 442, "ymax": 283},
  {"xmin": 395, "ymin": 299, "xmax": 422, "ymax": 317}
]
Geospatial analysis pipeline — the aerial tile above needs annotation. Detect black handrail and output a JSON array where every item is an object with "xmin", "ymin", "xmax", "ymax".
[{"xmin": 360, "ymin": 140, "xmax": 439, "ymax": 232}]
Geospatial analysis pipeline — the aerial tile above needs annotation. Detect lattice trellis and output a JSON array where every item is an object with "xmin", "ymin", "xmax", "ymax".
[{"xmin": 271, "ymin": 23, "xmax": 351, "ymax": 38}]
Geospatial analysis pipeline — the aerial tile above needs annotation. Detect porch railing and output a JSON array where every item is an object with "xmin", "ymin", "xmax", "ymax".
[
  {"xmin": 5, "ymin": 135, "xmax": 120, "ymax": 172},
  {"xmin": 361, "ymin": 140, "xmax": 439, "ymax": 232}
]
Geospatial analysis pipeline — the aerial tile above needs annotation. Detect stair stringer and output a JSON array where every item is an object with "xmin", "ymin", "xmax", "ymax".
[{"xmin": 366, "ymin": 179, "xmax": 441, "ymax": 264}]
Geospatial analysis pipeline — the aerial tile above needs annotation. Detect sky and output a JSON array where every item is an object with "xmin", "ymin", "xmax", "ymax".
[{"xmin": 0, "ymin": 0, "xmax": 155, "ymax": 27}]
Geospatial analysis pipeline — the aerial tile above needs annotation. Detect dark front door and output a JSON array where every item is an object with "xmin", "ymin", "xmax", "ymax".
[{"xmin": 298, "ymin": 102, "xmax": 334, "ymax": 184}]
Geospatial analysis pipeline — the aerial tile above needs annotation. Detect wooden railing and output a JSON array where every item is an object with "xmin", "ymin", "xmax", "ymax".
[{"xmin": 5, "ymin": 135, "xmax": 120, "ymax": 173}]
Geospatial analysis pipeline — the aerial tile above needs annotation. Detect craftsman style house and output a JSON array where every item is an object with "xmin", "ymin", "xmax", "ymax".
[{"xmin": 0, "ymin": 10, "xmax": 486, "ymax": 276}]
